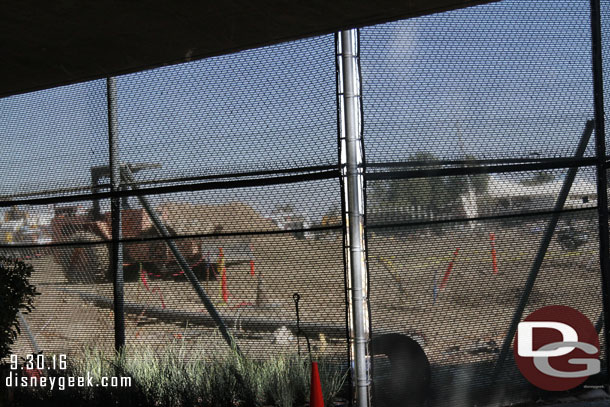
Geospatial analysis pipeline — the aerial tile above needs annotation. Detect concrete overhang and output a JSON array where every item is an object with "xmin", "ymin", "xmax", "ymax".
[{"xmin": 1, "ymin": 1, "xmax": 497, "ymax": 98}]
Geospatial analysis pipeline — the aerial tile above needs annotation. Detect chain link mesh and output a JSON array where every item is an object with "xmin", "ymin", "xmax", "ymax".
[
  {"xmin": 1, "ymin": 34, "xmax": 348, "ymax": 391},
  {"xmin": 362, "ymin": 0, "xmax": 605, "ymax": 405},
  {"xmin": 2, "ymin": 1, "xmax": 610, "ymax": 406}
]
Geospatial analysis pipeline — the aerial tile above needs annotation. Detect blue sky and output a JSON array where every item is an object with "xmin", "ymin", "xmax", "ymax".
[
  {"xmin": 361, "ymin": 0, "xmax": 597, "ymax": 162},
  {"xmin": 0, "ymin": 0, "xmax": 605, "ymax": 220}
]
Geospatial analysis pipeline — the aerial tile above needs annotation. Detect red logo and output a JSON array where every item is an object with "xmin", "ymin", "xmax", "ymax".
[{"xmin": 513, "ymin": 305, "xmax": 600, "ymax": 391}]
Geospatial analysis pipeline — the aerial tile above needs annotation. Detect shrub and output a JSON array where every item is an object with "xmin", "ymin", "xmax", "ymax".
[{"xmin": 0, "ymin": 256, "xmax": 40, "ymax": 359}]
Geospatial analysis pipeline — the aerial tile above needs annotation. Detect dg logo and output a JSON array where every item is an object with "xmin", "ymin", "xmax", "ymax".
[{"xmin": 514, "ymin": 305, "xmax": 600, "ymax": 391}]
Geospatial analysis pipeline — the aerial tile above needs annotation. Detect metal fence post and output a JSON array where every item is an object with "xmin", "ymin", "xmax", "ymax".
[
  {"xmin": 338, "ymin": 28, "xmax": 371, "ymax": 407},
  {"xmin": 107, "ymin": 76, "xmax": 125, "ymax": 352},
  {"xmin": 589, "ymin": 0, "xmax": 610, "ymax": 382}
]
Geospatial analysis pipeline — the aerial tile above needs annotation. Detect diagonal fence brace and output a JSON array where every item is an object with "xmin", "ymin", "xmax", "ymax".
[
  {"xmin": 120, "ymin": 164, "xmax": 241, "ymax": 355},
  {"xmin": 492, "ymin": 120, "xmax": 594, "ymax": 380}
]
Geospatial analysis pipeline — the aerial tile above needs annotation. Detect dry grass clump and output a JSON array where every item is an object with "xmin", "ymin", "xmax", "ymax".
[{"xmin": 8, "ymin": 341, "xmax": 347, "ymax": 407}]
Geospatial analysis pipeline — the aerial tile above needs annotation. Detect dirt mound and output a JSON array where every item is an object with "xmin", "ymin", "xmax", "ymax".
[{"xmin": 159, "ymin": 201, "xmax": 278, "ymax": 235}]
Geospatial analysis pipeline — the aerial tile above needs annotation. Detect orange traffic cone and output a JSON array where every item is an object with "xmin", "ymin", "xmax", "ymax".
[{"xmin": 310, "ymin": 362, "xmax": 324, "ymax": 407}]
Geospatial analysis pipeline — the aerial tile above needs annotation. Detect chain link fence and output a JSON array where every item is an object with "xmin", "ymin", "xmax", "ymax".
[
  {"xmin": 2, "ymin": 0, "xmax": 610, "ymax": 406},
  {"xmin": 362, "ymin": 0, "xmax": 608, "ymax": 405},
  {"xmin": 0, "ymin": 33, "xmax": 348, "ymax": 378}
]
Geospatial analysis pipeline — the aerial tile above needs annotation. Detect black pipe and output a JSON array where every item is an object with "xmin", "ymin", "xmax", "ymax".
[
  {"xmin": 366, "ymin": 157, "xmax": 597, "ymax": 181},
  {"xmin": 590, "ymin": 0, "xmax": 610, "ymax": 381},
  {"xmin": 107, "ymin": 77, "xmax": 125, "ymax": 352},
  {"xmin": 121, "ymin": 165, "xmax": 240, "ymax": 355},
  {"xmin": 1, "ymin": 156, "xmax": 601, "ymax": 208},
  {"xmin": 367, "ymin": 156, "xmax": 601, "ymax": 169},
  {"xmin": 2, "ymin": 158, "xmax": 607, "ymax": 204},
  {"xmin": 54, "ymin": 287, "xmax": 348, "ymax": 337},
  {"xmin": 493, "ymin": 120, "xmax": 594, "ymax": 379},
  {"xmin": 0, "ymin": 170, "xmax": 339, "ymax": 208},
  {"xmin": 366, "ymin": 206, "xmax": 596, "ymax": 231}
]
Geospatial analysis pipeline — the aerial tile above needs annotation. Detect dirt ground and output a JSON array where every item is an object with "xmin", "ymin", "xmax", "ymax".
[
  {"xmin": 6, "ymin": 218, "xmax": 604, "ymax": 406},
  {"xmin": 10, "ymin": 232, "xmax": 349, "ymax": 360},
  {"xmin": 367, "ymin": 224, "xmax": 602, "ymax": 367}
]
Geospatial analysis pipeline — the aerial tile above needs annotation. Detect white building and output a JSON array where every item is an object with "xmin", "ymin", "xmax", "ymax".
[{"xmin": 487, "ymin": 176, "xmax": 597, "ymax": 212}]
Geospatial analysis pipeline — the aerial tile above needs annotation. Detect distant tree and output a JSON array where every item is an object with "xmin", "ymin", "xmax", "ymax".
[
  {"xmin": 445, "ymin": 154, "xmax": 490, "ymax": 198},
  {"xmin": 520, "ymin": 171, "xmax": 556, "ymax": 186},
  {"xmin": 383, "ymin": 152, "xmax": 447, "ymax": 211},
  {"xmin": 312, "ymin": 206, "xmax": 343, "ymax": 240},
  {"xmin": 320, "ymin": 205, "xmax": 341, "ymax": 226},
  {"xmin": 272, "ymin": 204, "xmax": 296, "ymax": 215},
  {"xmin": 464, "ymin": 154, "xmax": 490, "ymax": 195},
  {"xmin": 369, "ymin": 151, "xmax": 489, "ymax": 217}
]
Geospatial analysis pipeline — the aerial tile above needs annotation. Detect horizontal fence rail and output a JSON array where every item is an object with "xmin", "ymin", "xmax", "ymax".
[{"xmin": 2, "ymin": 1, "xmax": 610, "ymax": 407}]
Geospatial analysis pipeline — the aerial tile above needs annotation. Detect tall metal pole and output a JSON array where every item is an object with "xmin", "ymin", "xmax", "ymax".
[
  {"xmin": 107, "ymin": 77, "xmax": 125, "ymax": 352},
  {"xmin": 590, "ymin": 0, "xmax": 610, "ymax": 383},
  {"xmin": 339, "ymin": 29, "xmax": 371, "ymax": 407}
]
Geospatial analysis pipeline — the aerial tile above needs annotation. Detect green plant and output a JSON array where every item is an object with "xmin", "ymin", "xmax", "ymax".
[{"xmin": 0, "ymin": 256, "xmax": 40, "ymax": 359}]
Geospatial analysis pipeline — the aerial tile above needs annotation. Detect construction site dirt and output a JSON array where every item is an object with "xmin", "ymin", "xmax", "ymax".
[{"xmin": 5, "ymin": 216, "xmax": 603, "ymax": 405}]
